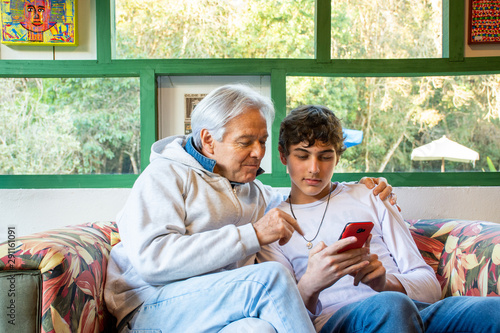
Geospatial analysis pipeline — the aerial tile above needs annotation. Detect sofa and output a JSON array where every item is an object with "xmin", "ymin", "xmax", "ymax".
[{"xmin": 1, "ymin": 218, "xmax": 499, "ymax": 333}]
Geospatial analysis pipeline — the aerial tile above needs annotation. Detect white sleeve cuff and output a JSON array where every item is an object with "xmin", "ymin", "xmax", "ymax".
[{"xmin": 239, "ymin": 223, "xmax": 262, "ymax": 255}]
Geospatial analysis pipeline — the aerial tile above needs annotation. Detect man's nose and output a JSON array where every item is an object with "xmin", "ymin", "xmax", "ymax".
[{"xmin": 250, "ymin": 142, "xmax": 265, "ymax": 159}]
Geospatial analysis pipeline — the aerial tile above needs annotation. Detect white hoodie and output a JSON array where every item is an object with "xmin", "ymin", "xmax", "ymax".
[{"xmin": 104, "ymin": 136, "xmax": 282, "ymax": 324}]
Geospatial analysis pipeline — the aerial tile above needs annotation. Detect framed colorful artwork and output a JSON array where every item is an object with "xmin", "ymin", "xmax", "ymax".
[
  {"xmin": 1, "ymin": 0, "xmax": 77, "ymax": 46},
  {"xmin": 469, "ymin": 0, "xmax": 500, "ymax": 44}
]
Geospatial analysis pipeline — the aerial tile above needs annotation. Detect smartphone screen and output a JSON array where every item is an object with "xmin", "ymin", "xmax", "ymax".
[{"xmin": 337, "ymin": 221, "xmax": 374, "ymax": 253}]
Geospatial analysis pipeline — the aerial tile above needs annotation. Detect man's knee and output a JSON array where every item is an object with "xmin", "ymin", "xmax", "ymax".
[
  {"xmin": 242, "ymin": 262, "xmax": 297, "ymax": 294},
  {"xmin": 256, "ymin": 261, "xmax": 288, "ymax": 273},
  {"xmin": 255, "ymin": 262, "xmax": 294, "ymax": 282},
  {"xmin": 219, "ymin": 318, "xmax": 276, "ymax": 333}
]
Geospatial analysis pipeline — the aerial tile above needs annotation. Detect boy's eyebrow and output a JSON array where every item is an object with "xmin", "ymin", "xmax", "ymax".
[{"xmin": 293, "ymin": 147, "xmax": 335, "ymax": 154}]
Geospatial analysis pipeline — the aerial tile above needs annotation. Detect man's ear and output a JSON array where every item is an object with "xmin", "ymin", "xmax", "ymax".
[
  {"xmin": 335, "ymin": 155, "xmax": 341, "ymax": 166},
  {"xmin": 200, "ymin": 129, "xmax": 215, "ymax": 155},
  {"xmin": 278, "ymin": 146, "xmax": 288, "ymax": 166}
]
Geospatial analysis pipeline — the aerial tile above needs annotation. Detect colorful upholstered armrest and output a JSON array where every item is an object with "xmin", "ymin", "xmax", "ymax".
[
  {"xmin": 406, "ymin": 219, "xmax": 500, "ymax": 298},
  {"xmin": 0, "ymin": 221, "xmax": 120, "ymax": 333}
]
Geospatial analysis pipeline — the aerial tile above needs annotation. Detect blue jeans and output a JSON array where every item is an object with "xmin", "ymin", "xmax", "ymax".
[
  {"xmin": 320, "ymin": 292, "xmax": 500, "ymax": 333},
  {"xmin": 120, "ymin": 262, "xmax": 315, "ymax": 333}
]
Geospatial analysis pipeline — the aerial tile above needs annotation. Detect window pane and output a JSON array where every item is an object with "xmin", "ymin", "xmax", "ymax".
[
  {"xmin": 287, "ymin": 75, "xmax": 500, "ymax": 173},
  {"xmin": 0, "ymin": 78, "xmax": 140, "ymax": 175},
  {"xmin": 331, "ymin": 0, "xmax": 442, "ymax": 59},
  {"xmin": 114, "ymin": 0, "xmax": 314, "ymax": 59}
]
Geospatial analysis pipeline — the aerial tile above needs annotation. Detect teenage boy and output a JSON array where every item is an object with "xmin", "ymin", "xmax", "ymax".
[{"xmin": 257, "ymin": 105, "xmax": 500, "ymax": 333}]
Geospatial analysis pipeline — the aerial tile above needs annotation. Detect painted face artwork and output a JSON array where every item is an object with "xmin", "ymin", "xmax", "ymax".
[{"xmin": 20, "ymin": 0, "xmax": 56, "ymax": 41}]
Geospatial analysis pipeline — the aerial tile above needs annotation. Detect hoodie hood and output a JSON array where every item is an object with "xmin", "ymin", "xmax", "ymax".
[{"xmin": 150, "ymin": 135, "xmax": 204, "ymax": 170}]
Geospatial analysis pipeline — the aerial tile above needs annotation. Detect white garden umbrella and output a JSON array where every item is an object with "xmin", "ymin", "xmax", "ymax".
[{"xmin": 411, "ymin": 135, "xmax": 479, "ymax": 172}]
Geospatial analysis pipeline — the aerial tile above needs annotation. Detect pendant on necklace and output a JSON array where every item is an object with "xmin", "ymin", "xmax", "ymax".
[{"xmin": 289, "ymin": 183, "xmax": 333, "ymax": 252}]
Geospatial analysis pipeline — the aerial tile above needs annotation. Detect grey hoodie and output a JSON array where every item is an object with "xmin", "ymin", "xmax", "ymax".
[{"xmin": 104, "ymin": 136, "xmax": 282, "ymax": 324}]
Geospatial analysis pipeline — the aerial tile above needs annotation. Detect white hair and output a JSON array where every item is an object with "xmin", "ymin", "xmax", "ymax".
[{"xmin": 191, "ymin": 84, "xmax": 275, "ymax": 148}]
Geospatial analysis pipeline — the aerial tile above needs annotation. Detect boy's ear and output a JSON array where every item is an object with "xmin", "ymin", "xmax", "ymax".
[
  {"xmin": 200, "ymin": 129, "xmax": 215, "ymax": 155},
  {"xmin": 278, "ymin": 146, "xmax": 288, "ymax": 165}
]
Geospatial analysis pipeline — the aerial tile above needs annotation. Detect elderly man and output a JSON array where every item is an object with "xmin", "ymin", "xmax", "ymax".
[{"xmin": 104, "ymin": 84, "xmax": 393, "ymax": 332}]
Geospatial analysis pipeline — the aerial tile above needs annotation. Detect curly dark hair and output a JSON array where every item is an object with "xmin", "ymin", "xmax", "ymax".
[{"xmin": 278, "ymin": 105, "xmax": 346, "ymax": 157}]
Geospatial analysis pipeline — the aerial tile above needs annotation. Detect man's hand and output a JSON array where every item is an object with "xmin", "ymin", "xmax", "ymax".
[
  {"xmin": 253, "ymin": 208, "xmax": 304, "ymax": 246},
  {"xmin": 359, "ymin": 177, "xmax": 400, "ymax": 211}
]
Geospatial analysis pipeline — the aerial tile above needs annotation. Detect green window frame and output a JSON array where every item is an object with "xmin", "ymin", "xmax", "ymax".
[{"xmin": 0, "ymin": 0, "xmax": 498, "ymax": 189}]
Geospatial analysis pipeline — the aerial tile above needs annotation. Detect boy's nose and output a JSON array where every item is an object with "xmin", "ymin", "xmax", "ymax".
[{"xmin": 308, "ymin": 158, "xmax": 320, "ymax": 173}]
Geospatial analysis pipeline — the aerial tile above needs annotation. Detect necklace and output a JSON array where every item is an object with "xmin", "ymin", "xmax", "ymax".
[{"xmin": 288, "ymin": 183, "xmax": 333, "ymax": 250}]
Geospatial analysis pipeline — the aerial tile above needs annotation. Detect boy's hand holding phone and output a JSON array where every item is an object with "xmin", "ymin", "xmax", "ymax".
[
  {"xmin": 338, "ymin": 222, "xmax": 389, "ymax": 291},
  {"xmin": 337, "ymin": 222, "xmax": 374, "ymax": 253},
  {"xmin": 350, "ymin": 236, "xmax": 387, "ymax": 292},
  {"xmin": 297, "ymin": 238, "xmax": 371, "ymax": 312}
]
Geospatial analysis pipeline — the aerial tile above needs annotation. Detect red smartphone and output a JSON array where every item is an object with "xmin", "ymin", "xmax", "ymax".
[{"xmin": 337, "ymin": 222, "xmax": 374, "ymax": 253}]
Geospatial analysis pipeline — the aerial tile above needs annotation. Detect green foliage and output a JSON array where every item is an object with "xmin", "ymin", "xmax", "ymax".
[
  {"xmin": 331, "ymin": 0, "xmax": 442, "ymax": 59},
  {"xmin": 115, "ymin": 0, "xmax": 315, "ymax": 59},
  {"xmin": 487, "ymin": 157, "xmax": 498, "ymax": 172},
  {"xmin": 0, "ymin": 78, "xmax": 140, "ymax": 175},
  {"xmin": 287, "ymin": 75, "xmax": 500, "ymax": 173}
]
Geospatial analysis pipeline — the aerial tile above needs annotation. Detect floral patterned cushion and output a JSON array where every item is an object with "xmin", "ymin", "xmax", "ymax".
[
  {"xmin": 0, "ymin": 221, "xmax": 120, "ymax": 333},
  {"xmin": 406, "ymin": 219, "xmax": 500, "ymax": 298},
  {"xmin": 438, "ymin": 221, "xmax": 500, "ymax": 298},
  {"xmin": 405, "ymin": 219, "xmax": 453, "ymax": 273}
]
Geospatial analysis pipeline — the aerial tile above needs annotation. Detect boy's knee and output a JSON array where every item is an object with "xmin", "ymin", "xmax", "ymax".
[
  {"xmin": 460, "ymin": 297, "xmax": 500, "ymax": 316},
  {"xmin": 379, "ymin": 291, "xmax": 412, "ymax": 303},
  {"xmin": 326, "ymin": 292, "xmax": 423, "ymax": 333},
  {"xmin": 372, "ymin": 292, "xmax": 416, "ymax": 313}
]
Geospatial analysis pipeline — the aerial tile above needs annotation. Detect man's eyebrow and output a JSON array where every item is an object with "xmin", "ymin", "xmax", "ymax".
[{"xmin": 236, "ymin": 134, "xmax": 268, "ymax": 140}]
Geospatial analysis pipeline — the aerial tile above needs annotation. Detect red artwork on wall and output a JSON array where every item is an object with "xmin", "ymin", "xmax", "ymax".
[{"xmin": 469, "ymin": 0, "xmax": 500, "ymax": 44}]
